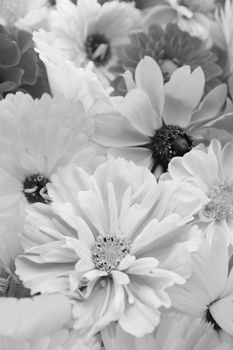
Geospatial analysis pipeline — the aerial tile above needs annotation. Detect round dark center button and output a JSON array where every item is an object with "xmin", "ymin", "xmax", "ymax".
[
  {"xmin": 23, "ymin": 173, "xmax": 51, "ymax": 204},
  {"xmin": 85, "ymin": 34, "xmax": 111, "ymax": 66},
  {"xmin": 147, "ymin": 124, "xmax": 194, "ymax": 172}
]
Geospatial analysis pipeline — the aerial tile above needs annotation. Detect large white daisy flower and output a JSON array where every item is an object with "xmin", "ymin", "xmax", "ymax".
[
  {"xmin": 0, "ymin": 92, "xmax": 98, "ymax": 216},
  {"xmin": 168, "ymin": 229, "xmax": 233, "ymax": 337},
  {"xmin": 15, "ymin": 157, "xmax": 204, "ymax": 337},
  {"xmin": 166, "ymin": 139, "xmax": 233, "ymax": 245},
  {"xmin": 93, "ymin": 56, "xmax": 227, "ymax": 176},
  {"xmin": 102, "ymin": 313, "xmax": 232, "ymax": 350},
  {"xmin": 33, "ymin": 0, "xmax": 142, "ymax": 87}
]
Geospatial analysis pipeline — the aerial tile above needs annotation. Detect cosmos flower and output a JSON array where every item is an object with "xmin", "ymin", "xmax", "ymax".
[
  {"xmin": 166, "ymin": 139, "xmax": 233, "ymax": 245},
  {"xmin": 113, "ymin": 23, "xmax": 223, "ymax": 93},
  {"xmin": 15, "ymin": 157, "xmax": 204, "ymax": 337},
  {"xmin": 0, "ymin": 91, "xmax": 98, "ymax": 216},
  {"xmin": 144, "ymin": 0, "xmax": 222, "ymax": 41},
  {"xmin": 93, "ymin": 56, "xmax": 227, "ymax": 176},
  {"xmin": 168, "ymin": 230, "xmax": 233, "ymax": 338},
  {"xmin": 102, "ymin": 313, "xmax": 232, "ymax": 350},
  {"xmin": 33, "ymin": 0, "xmax": 142, "ymax": 87}
]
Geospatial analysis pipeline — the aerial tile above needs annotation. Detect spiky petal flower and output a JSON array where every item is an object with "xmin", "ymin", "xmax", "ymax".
[
  {"xmin": 33, "ymin": 0, "xmax": 142, "ymax": 87},
  {"xmin": 15, "ymin": 157, "xmax": 204, "ymax": 336}
]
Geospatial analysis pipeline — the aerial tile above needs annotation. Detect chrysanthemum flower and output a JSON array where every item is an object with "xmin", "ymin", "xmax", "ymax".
[
  {"xmin": 93, "ymin": 56, "xmax": 227, "ymax": 176},
  {"xmin": 0, "ymin": 92, "xmax": 98, "ymax": 215},
  {"xmin": 33, "ymin": 0, "xmax": 142, "ymax": 86},
  {"xmin": 102, "ymin": 313, "xmax": 232, "ymax": 350},
  {"xmin": 166, "ymin": 139, "xmax": 233, "ymax": 245},
  {"xmin": 144, "ymin": 0, "xmax": 223, "ymax": 41},
  {"xmin": 0, "ymin": 25, "xmax": 50, "ymax": 99},
  {"xmin": 169, "ymin": 231, "xmax": 233, "ymax": 337},
  {"xmin": 113, "ymin": 23, "xmax": 223, "ymax": 93},
  {"xmin": 15, "ymin": 157, "xmax": 204, "ymax": 336}
]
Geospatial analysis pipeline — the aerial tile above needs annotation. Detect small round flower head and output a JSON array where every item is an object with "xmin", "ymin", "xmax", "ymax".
[
  {"xmin": 33, "ymin": 0, "xmax": 142, "ymax": 87},
  {"xmin": 0, "ymin": 25, "xmax": 50, "ymax": 99},
  {"xmin": 166, "ymin": 139, "xmax": 233, "ymax": 245},
  {"xmin": 16, "ymin": 157, "xmax": 204, "ymax": 337},
  {"xmin": 169, "ymin": 231, "xmax": 233, "ymax": 338},
  {"xmin": 93, "ymin": 56, "xmax": 227, "ymax": 177},
  {"xmin": 0, "ymin": 92, "xmax": 98, "ymax": 215},
  {"xmin": 102, "ymin": 313, "xmax": 232, "ymax": 350},
  {"xmin": 113, "ymin": 23, "xmax": 223, "ymax": 93}
]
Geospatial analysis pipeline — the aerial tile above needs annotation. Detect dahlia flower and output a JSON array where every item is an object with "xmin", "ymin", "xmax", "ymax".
[
  {"xmin": 166, "ymin": 139, "xmax": 233, "ymax": 245},
  {"xmin": 33, "ymin": 0, "xmax": 142, "ymax": 86},
  {"xmin": 169, "ymin": 230, "xmax": 233, "ymax": 337},
  {"xmin": 0, "ymin": 25, "xmax": 50, "ymax": 99},
  {"xmin": 15, "ymin": 157, "xmax": 204, "ymax": 337},
  {"xmin": 113, "ymin": 23, "xmax": 222, "ymax": 92},
  {"xmin": 0, "ymin": 92, "xmax": 98, "ymax": 215},
  {"xmin": 93, "ymin": 56, "xmax": 227, "ymax": 176},
  {"xmin": 102, "ymin": 313, "xmax": 232, "ymax": 350}
]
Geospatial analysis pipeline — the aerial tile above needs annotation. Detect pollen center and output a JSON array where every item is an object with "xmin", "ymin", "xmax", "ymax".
[
  {"xmin": 91, "ymin": 236, "xmax": 130, "ymax": 272},
  {"xmin": 85, "ymin": 34, "xmax": 111, "ymax": 66},
  {"xmin": 201, "ymin": 182, "xmax": 233, "ymax": 221},
  {"xmin": 23, "ymin": 173, "xmax": 51, "ymax": 205},
  {"xmin": 147, "ymin": 124, "xmax": 194, "ymax": 172}
]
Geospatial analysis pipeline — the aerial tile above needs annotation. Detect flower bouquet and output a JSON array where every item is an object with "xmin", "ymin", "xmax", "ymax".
[{"xmin": 0, "ymin": 0, "xmax": 233, "ymax": 349}]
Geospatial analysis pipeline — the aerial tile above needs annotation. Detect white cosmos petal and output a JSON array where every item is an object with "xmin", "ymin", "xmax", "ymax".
[
  {"xmin": 120, "ymin": 89, "xmax": 162, "ymax": 136},
  {"xmin": 209, "ymin": 294, "xmax": 233, "ymax": 336},
  {"xmin": 135, "ymin": 56, "xmax": 164, "ymax": 117},
  {"xmin": 109, "ymin": 147, "xmax": 152, "ymax": 168}
]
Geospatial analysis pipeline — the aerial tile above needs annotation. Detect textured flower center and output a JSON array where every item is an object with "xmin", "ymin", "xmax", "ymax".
[
  {"xmin": 201, "ymin": 182, "xmax": 233, "ymax": 221},
  {"xmin": 178, "ymin": 0, "xmax": 217, "ymax": 15},
  {"xmin": 23, "ymin": 173, "xmax": 51, "ymax": 205},
  {"xmin": 147, "ymin": 125, "xmax": 194, "ymax": 172},
  {"xmin": 85, "ymin": 34, "xmax": 111, "ymax": 66},
  {"xmin": 160, "ymin": 59, "xmax": 180, "ymax": 82},
  {"xmin": 205, "ymin": 307, "xmax": 221, "ymax": 331},
  {"xmin": 0, "ymin": 268, "xmax": 30, "ymax": 298},
  {"xmin": 91, "ymin": 236, "xmax": 130, "ymax": 272}
]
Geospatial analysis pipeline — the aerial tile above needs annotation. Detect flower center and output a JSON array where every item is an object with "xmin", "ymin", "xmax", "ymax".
[
  {"xmin": 147, "ymin": 125, "xmax": 194, "ymax": 172},
  {"xmin": 85, "ymin": 34, "xmax": 111, "ymax": 66},
  {"xmin": 200, "ymin": 181, "xmax": 233, "ymax": 222},
  {"xmin": 0, "ymin": 268, "xmax": 30, "ymax": 298},
  {"xmin": 48, "ymin": 0, "xmax": 56, "ymax": 5},
  {"xmin": 91, "ymin": 236, "xmax": 130, "ymax": 273},
  {"xmin": 205, "ymin": 307, "xmax": 221, "ymax": 331},
  {"xmin": 159, "ymin": 59, "xmax": 180, "ymax": 83},
  {"xmin": 23, "ymin": 173, "xmax": 51, "ymax": 205},
  {"xmin": 178, "ymin": 0, "xmax": 218, "ymax": 15}
]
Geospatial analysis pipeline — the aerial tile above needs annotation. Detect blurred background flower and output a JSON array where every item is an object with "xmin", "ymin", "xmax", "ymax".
[{"xmin": 0, "ymin": 25, "xmax": 50, "ymax": 99}]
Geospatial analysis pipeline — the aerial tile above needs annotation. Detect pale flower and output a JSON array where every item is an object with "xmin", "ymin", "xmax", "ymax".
[
  {"xmin": 93, "ymin": 56, "xmax": 227, "ymax": 176},
  {"xmin": 0, "ymin": 92, "xmax": 99, "ymax": 216},
  {"xmin": 16, "ymin": 157, "xmax": 204, "ymax": 337},
  {"xmin": 166, "ymin": 139, "xmax": 233, "ymax": 245},
  {"xmin": 33, "ymin": 0, "xmax": 142, "ymax": 86},
  {"xmin": 102, "ymin": 313, "xmax": 232, "ymax": 350},
  {"xmin": 169, "ymin": 229, "xmax": 233, "ymax": 337}
]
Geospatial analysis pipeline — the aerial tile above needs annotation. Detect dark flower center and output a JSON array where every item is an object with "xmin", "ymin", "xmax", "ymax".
[
  {"xmin": 146, "ymin": 125, "xmax": 194, "ymax": 173},
  {"xmin": 205, "ymin": 307, "xmax": 221, "ymax": 331},
  {"xmin": 23, "ymin": 173, "xmax": 51, "ymax": 204},
  {"xmin": 48, "ymin": 0, "xmax": 56, "ymax": 5},
  {"xmin": 85, "ymin": 34, "xmax": 111, "ymax": 66}
]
